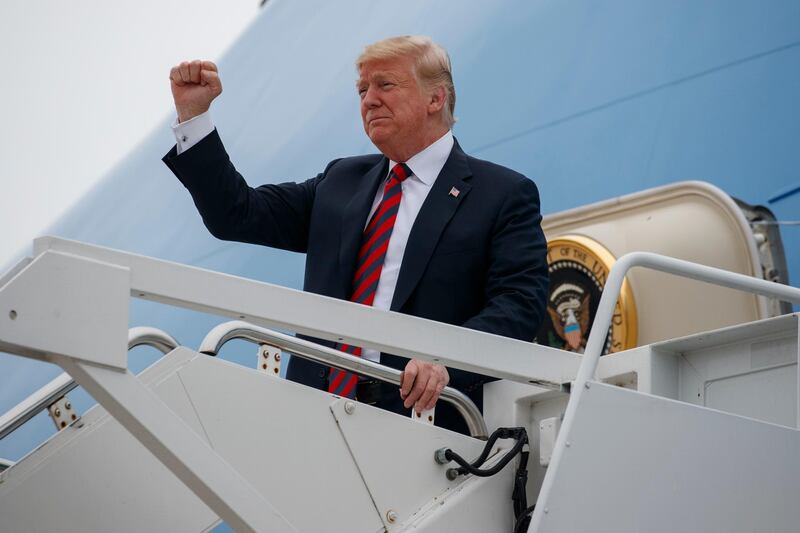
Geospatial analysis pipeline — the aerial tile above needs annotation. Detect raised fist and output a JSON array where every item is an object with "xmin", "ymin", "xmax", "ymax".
[{"xmin": 169, "ymin": 60, "xmax": 223, "ymax": 123}]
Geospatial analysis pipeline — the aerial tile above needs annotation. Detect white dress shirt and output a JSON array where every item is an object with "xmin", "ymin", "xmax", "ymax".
[
  {"xmin": 172, "ymin": 111, "xmax": 215, "ymax": 154},
  {"xmin": 172, "ymin": 114, "xmax": 454, "ymax": 362}
]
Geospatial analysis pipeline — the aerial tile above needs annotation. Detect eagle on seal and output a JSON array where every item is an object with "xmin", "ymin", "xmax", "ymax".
[{"xmin": 547, "ymin": 294, "xmax": 591, "ymax": 352}]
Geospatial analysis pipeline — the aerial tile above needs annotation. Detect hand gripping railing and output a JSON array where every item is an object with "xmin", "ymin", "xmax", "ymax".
[
  {"xmin": 532, "ymin": 252, "xmax": 800, "ymax": 528},
  {"xmin": 199, "ymin": 320, "xmax": 490, "ymax": 439},
  {"xmin": 0, "ymin": 327, "xmax": 179, "ymax": 441}
]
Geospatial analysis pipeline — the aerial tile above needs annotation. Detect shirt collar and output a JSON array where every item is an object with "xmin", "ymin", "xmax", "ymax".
[{"xmin": 388, "ymin": 130, "xmax": 454, "ymax": 186}]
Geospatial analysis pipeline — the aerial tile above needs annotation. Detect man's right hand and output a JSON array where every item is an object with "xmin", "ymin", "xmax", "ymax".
[{"xmin": 170, "ymin": 60, "xmax": 222, "ymax": 123}]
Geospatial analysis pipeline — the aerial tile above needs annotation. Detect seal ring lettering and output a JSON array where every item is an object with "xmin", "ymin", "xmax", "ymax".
[{"xmin": 537, "ymin": 235, "xmax": 637, "ymax": 354}]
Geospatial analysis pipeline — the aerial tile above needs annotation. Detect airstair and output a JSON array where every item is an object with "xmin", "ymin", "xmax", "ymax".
[{"xmin": 1, "ymin": 237, "xmax": 799, "ymax": 532}]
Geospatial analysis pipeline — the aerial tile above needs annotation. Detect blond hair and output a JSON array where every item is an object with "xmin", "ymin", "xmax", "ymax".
[{"xmin": 357, "ymin": 35, "xmax": 456, "ymax": 127}]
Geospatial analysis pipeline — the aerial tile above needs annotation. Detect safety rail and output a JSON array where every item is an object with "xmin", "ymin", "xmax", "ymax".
[
  {"xmin": 2, "ymin": 237, "xmax": 581, "ymax": 531},
  {"xmin": 4, "ymin": 238, "xmax": 798, "ymax": 532},
  {"xmin": 26, "ymin": 236, "xmax": 581, "ymax": 388},
  {"xmin": 531, "ymin": 251, "xmax": 800, "ymax": 528},
  {"xmin": 127, "ymin": 326, "xmax": 181, "ymax": 354},
  {"xmin": 580, "ymin": 252, "xmax": 800, "ymax": 386},
  {"xmin": 0, "ymin": 327, "xmax": 179, "ymax": 441},
  {"xmin": 199, "ymin": 321, "xmax": 489, "ymax": 439}
]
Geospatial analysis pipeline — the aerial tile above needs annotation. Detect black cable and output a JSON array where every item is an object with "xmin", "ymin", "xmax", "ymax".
[
  {"xmin": 512, "ymin": 449, "xmax": 529, "ymax": 517},
  {"xmin": 513, "ymin": 504, "xmax": 536, "ymax": 533},
  {"xmin": 438, "ymin": 427, "xmax": 531, "ymax": 532},
  {"xmin": 446, "ymin": 432, "xmax": 526, "ymax": 477},
  {"xmin": 467, "ymin": 429, "xmax": 503, "ymax": 467}
]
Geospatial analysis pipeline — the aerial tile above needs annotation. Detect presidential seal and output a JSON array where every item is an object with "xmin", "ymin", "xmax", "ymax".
[{"xmin": 536, "ymin": 235, "xmax": 637, "ymax": 354}]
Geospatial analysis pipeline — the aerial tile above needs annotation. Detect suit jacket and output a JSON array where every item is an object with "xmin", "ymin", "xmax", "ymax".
[{"xmin": 164, "ymin": 129, "xmax": 549, "ymax": 433}]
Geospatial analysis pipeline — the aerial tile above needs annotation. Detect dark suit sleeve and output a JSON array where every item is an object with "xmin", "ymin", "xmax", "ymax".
[
  {"xmin": 163, "ymin": 129, "xmax": 337, "ymax": 253},
  {"xmin": 461, "ymin": 177, "xmax": 549, "ymax": 343}
]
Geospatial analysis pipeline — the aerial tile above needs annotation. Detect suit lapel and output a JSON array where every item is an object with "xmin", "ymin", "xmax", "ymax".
[
  {"xmin": 338, "ymin": 157, "xmax": 388, "ymax": 293},
  {"xmin": 390, "ymin": 141, "xmax": 472, "ymax": 311}
]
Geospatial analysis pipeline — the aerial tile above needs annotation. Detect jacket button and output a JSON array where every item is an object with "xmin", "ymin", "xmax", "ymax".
[{"xmin": 318, "ymin": 370, "xmax": 326, "ymax": 378}]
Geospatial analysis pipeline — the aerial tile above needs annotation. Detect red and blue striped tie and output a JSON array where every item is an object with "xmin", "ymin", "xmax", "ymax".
[{"xmin": 328, "ymin": 162, "xmax": 412, "ymax": 398}]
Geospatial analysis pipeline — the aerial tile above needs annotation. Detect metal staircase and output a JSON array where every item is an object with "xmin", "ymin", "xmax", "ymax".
[{"xmin": 1, "ymin": 237, "xmax": 799, "ymax": 532}]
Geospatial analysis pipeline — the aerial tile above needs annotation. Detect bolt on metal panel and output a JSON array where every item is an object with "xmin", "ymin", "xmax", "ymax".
[{"xmin": 47, "ymin": 396, "xmax": 80, "ymax": 431}]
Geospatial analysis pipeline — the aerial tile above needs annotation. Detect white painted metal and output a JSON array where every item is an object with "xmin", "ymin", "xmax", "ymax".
[
  {"xmin": 481, "ymin": 380, "xmax": 568, "ymax": 504},
  {"xmin": 537, "ymin": 252, "xmax": 800, "ymax": 522},
  {"xmin": 411, "ymin": 406, "xmax": 435, "ymax": 426},
  {"xmin": 0, "ymin": 256, "xmax": 32, "ymax": 289},
  {"xmin": 583, "ymin": 251, "xmax": 800, "ymax": 386},
  {"xmin": 4, "ymin": 239, "xmax": 800, "ymax": 532},
  {"xmin": 54, "ymin": 356, "xmax": 296, "ymax": 533},
  {"xmin": 0, "ymin": 326, "xmax": 179, "ymax": 441},
  {"xmin": 395, "ymin": 459, "xmax": 516, "ymax": 532},
  {"xmin": 537, "ymin": 417, "xmax": 560, "ymax": 467},
  {"xmin": 201, "ymin": 321, "xmax": 487, "ymax": 437},
  {"xmin": 529, "ymin": 382, "xmax": 800, "ymax": 532},
  {"xmin": 0, "ymin": 372, "xmax": 74, "ymax": 440},
  {"xmin": 658, "ymin": 313, "xmax": 799, "ymax": 427},
  {"xmin": 0, "ymin": 349, "xmax": 226, "ymax": 533},
  {"xmin": 47, "ymin": 395, "xmax": 79, "ymax": 431},
  {"xmin": 34, "ymin": 236, "xmax": 581, "ymax": 387},
  {"xmin": 1, "ymin": 345, "xmax": 514, "ymax": 532},
  {"xmin": 0, "ymin": 347, "xmax": 388, "ymax": 532},
  {"xmin": 0, "ymin": 237, "xmax": 517, "ymax": 530},
  {"xmin": 175, "ymin": 354, "xmax": 388, "ymax": 533},
  {"xmin": 330, "ymin": 396, "xmax": 488, "ymax": 531},
  {"xmin": 483, "ymin": 313, "xmax": 800, "ymax": 508},
  {"xmin": 482, "ymin": 381, "xmax": 554, "ymax": 431},
  {"xmin": 257, "ymin": 343, "xmax": 282, "ymax": 376},
  {"xmin": 0, "ymin": 250, "xmax": 130, "ymax": 369}
]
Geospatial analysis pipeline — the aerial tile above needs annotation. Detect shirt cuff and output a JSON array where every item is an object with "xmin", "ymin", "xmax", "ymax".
[{"xmin": 172, "ymin": 111, "xmax": 214, "ymax": 154}]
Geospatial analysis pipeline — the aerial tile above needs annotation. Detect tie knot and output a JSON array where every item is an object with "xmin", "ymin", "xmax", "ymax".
[{"xmin": 390, "ymin": 163, "xmax": 412, "ymax": 183}]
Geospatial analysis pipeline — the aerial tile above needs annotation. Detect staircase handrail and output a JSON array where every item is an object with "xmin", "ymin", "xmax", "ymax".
[
  {"xmin": 199, "ymin": 320, "xmax": 489, "ymax": 439},
  {"xmin": 0, "ymin": 327, "xmax": 178, "ymax": 441}
]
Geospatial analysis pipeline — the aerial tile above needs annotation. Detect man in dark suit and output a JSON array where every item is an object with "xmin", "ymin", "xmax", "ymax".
[{"xmin": 163, "ymin": 36, "xmax": 548, "ymax": 434}]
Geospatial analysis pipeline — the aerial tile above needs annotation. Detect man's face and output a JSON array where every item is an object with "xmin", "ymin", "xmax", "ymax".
[{"xmin": 357, "ymin": 55, "xmax": 432, "ymax": 159}]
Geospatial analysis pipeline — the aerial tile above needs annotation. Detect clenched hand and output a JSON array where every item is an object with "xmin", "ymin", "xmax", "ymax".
[
  {"xmin": 399, "ymin": 359, "xmax": 449, "ymax": 414},
  {"xmin": 169, "ymin": 60, "xmax": 222, "ymax": 123}
]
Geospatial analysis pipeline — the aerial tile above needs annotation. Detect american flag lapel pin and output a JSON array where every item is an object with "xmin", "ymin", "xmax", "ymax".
[{"xmin": 449, "ymin": 186, "xmax": 460, "ymax": 198}]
